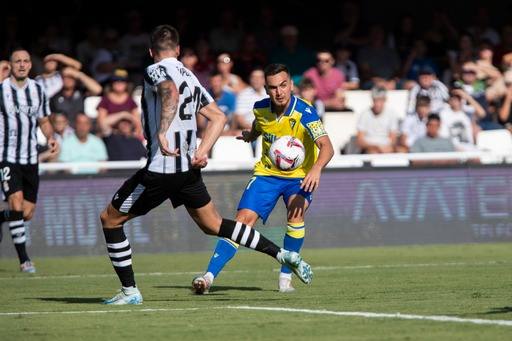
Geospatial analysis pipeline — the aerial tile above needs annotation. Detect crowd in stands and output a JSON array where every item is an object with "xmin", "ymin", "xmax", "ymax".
[{"xmin": 2, "ymin": 3, "xmax": 512, "ymax": 167}]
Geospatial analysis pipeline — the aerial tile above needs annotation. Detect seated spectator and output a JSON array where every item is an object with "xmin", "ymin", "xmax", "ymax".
[
  {"xmin": 216, "ymin": 53, "xmax": 246, "ymax": 93},
  {"xmin": 36, "ymin": 53, "xmax": 82, "ymax": 98},
  {"xmin": 198, "ymin": 70, "xmax": 237, "ymax": 136},
  {"xmin": 234, "ymin": 68, "xmax": 268, "ymax": 130},
  {"xmin": 50, "ymin": 67, "xmax": 102, "ymax": 126},
  {"xmin": 59, "ymin": 114, "xmax": 108, "ymax": 174},
  {"xmin": 180, "ymin": 48, "xmax": 198, "ymax": 72},
  {"xmin": 97, "ymin": 69, "xmax": 142, "ymax": 138},
  {"xmin": 334, "ymin": 45, "xmax": 360, "ymax": 90},
  {"xmin": 103, "ymin": 118, "xmax": 146, "ymax": 161},
  {"xmin": 411, "ymin": 113, "xmax": 455, "ymax": 153},
  {"xmin": 296, "ymin": 78, "xmax": 326, "ymax": 118},
  {"xmin": 439, "ymin": 90, "xmax": 476, "ymax": 151},
  {"xmin": 356, "ymin": 87, "xmax": 398, "ymax": 153},
  {"xmin": 407, "ymin": 66, "xmax": 449, "ymax": 114},
  {"xmin": 39, "ymin": 113, "xmax": 74, "ymax": 163},
  {"xmin": 303, "ymin": 50, "xmax": 346, "ymax": 110},
  {"xmin": 398, "ymin": 96, "xmax": 431, "ymax": 152}
]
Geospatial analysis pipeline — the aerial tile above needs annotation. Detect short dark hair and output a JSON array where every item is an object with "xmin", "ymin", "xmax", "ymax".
[
  {"xmin": 150, "ymin": 25, "xmax": 179, "ymax": 52},
  {"xmin": 427, "ymin": 113, "xmax": 441, "ymax": 123},
  {"xmin": 298, "ymin": 77, "xmax": 314, "ymax": 91},
  {"xmin": 10, "ymin": 47, "xmax": 30, "ymax": 61},
  {"xmin": 264, "ymin": 63, "xmax": 290, "ymax": 79},
  {"xmin": 416, "ymin": 95, "xmax": 431, "ymax": 107}
]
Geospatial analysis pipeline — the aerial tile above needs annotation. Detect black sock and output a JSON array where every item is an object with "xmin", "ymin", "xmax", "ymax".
[
  {"xmin": 218, "ymin": 219, "xmax": 281, "ymax": 258},
  {"xmin": 3, "ymin": 211, "xmax": 29, "ymax": 264},
  {"xmin": 103, "ymin": 227, "xmax": 136, "ymax": 288}
]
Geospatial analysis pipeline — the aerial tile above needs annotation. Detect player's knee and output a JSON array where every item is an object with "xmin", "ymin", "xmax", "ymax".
[{"xmin": 23, "ymin": 209, "xmax": 34, "ymax": 221}]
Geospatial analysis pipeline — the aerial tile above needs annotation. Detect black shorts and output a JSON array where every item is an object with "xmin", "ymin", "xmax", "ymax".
[
  {"xmin": 111, "ymin": 168, "xmax": 211, "ymax": 216},
  {"xmin": 0, "ymin": 162, "xmax": 39, "ymax": 203}
]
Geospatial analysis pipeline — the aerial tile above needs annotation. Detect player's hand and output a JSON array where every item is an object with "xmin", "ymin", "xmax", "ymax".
[
  {"xmin": 236, "ymin": 130, "xmax": 253, "ymax": 143},
  {"xmin": 158, "ymin": 133, "xmax": 179, "ymax": 156},
  {"xmin": 191, "ymin": 152, "xmax": 208, "ymax": 169},
  {"xmin": 47, "ymin": 136, "xmax": 59, "ymax": 155},
  {"xmin": 301, "ymin": 166, "xmax": 322, "ymax": 192}
]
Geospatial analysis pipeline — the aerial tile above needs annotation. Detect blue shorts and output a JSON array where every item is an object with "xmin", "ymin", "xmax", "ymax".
[{"xmin": 237, "ymin": 175, "xmax": 313, "ymax": 223}]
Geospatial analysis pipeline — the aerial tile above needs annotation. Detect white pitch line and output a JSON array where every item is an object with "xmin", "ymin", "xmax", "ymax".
[
  {"xmin": 0, "ymin": 305, "xmax": 511, "ymax": 328},
  {"xmin": 0, "ymin": 260, "xmax": 504, "ymax": 281},
  {"xmin": 227, "ymin": 306, "xmax": 512, "ymax": 327}
]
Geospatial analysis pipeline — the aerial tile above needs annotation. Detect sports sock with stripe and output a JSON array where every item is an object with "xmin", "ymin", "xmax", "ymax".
[
  {"xmin": 103, "ymin": 227, "xmax": 136, "ymax": 289},
  {"xmin": 280, "ymin": 222, "xmax": 305, "ymax": 275}
]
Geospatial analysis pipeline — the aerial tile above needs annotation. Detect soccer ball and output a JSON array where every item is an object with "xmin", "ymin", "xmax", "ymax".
[{"xmin": 269, "ymin": 136, "xmax": 305, "ymax": 171}]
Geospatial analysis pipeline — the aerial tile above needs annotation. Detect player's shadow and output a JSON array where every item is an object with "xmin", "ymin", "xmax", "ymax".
[
  {"xmin": 35, "ymin": 297, "xmax": 104, "ymax": 304},
  {"xmin": 484, "ymin": 306, "xmax": 512, "ymax": 314},
  {"xmin": 154, "ymin": 285, "xmax": 264, "ymax": 293}
]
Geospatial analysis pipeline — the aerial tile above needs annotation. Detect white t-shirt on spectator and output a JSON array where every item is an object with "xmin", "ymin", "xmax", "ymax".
[
  {"xmin": 357, "ymin": 108, "xmax": 398, "ymax": 146},
  {"xmin": 235, "ymin": 87, "xmax": 268, "ymax": 126},
  {"xmin": 35, "ymin": 72, "xmax": 63, "ymax": 99},
  {"xmin": 407, "ymin": 80, "xmax": 449, "ymax": 114},
  {"xmin": 400, "ymin": 114, "xmax": 426, "ymax": 147},
  {"xmin": 439, "ymin": 106, "xmax": 475, "ymax": 151}
]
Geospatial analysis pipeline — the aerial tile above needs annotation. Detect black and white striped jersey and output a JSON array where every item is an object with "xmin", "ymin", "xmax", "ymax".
[
  {"xmin": 0, "ymin": 78, "xmax": 50, "ymax": 165},
  {"xmin": 35, "ymin": 72, "xmax": 63, "ymax": 99},
  {"xmin": 142, "ymin": 57, "xmax": 213, "ymax": 174}
]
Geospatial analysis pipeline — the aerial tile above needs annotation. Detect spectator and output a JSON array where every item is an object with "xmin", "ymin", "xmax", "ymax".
[
  {"xmin": 439, "ymin": 90, "xmax": 476, "ymax": 151},
  {"xmin": 446, "ymin": 33, "xmax": 476, "ymax": 83},
  {"xmin": 498, "ymin": 73, "xmax": 512, "ymax": 129},
  {"xmin": 233, "ymin": 33, "xmax": 267, "ymax": 81},
  {"xmin": 103, "ymin": 118, "xmax": 146, "ymax": 161},
  {"xmin": 474, "ymin": 41, "xmax": 506, "ymax": 102},
  {"xmin": 50, "ymin": 67, "xmax": 102, "ymax": 125},
  {"xmin": 194, "ymin": 39, "xmax": 215, "ymax": 88},
  {"xmin": 391, "ymin": 14, "xmax": 417, "ymax": 61},
  {"xmin": 410, "ymin": 113, "xmax": 456, "ymax": 152},
  {"xmin": 36, "ymin": 53, "xmax": 82, "ymax": 98},
  {"xmin": 216, "ymin": 53, "xmax": 245, "ymax": 93},
  {"xmin": 234, "ymin": 68, "xmax": 268, "ymax": 130},
  {"xmin": 401, "ymin": 39, "xmax": 439, "ymax": 82},
  {"xmin": 0, "ymin": 60, "xmax": 10, "ymax": 82},
  {"xmin": 468, "ymin": 7, "xmax": 501, "ymax": 46},
  {"xmin": 494, "ymin": 25, "xmax": 512, "ymax": 66},
  {"xmin": 59, "ymin": 114, "xmax": 108, "ymax": 174},
  {"xmin": 356, "ymin": 87, "xmax": 398, "ymax": 153},
  {"xmin": 198, "ymin": 70, "xmax": 237, "ymax": 136},
  {"xmin": 97, "ymin": 69, "xmax": 142, "ymax": 138},
  {"xmin": 90, "ymin": 28, "xmax": 121, "ymax": 84},
  {"xmin": 357, "ymin": 25, "xmax": 400, "ymax": 89},
  {"xmin": 407, "ymin": 65, "xmax": 449, "ymax": 114},
  {"xmin": 39, "ymin": 113, "xmax": 74, "ymax": 163},
  {"xmin": 303, "ymin": 50, "xmax": 346, "ymax": 110},
  {"xmin": 399, "ymin": 96, "xmax": 431, "ymax": 152},
  {"xmin": 180, "ymin": 48, "xmax": 198, "ymax": 72},
  {"xmin": 209, "ymin": 9, "xmax": 243, "ymax": 54},
  {"xmin": 334, "ymin": 45, "xmax": 360, "ymax": 90},
  {"xmin": 270, "ymin": 25, "xmax": 315, "ymax": 81},
  {"xmin": 296, "ymin": 78, "xmax": 326, "ymax": 118}
]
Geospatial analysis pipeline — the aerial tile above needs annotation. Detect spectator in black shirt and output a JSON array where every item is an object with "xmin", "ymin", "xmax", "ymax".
[{"xmin": 103, "ymin": 118, "xmax": 146, "ymax": 161}]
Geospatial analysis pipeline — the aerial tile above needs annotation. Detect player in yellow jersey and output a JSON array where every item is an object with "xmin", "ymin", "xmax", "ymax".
[{"xmin": 192, "ymin": 64, "xmax": 334, "ymax": 293}]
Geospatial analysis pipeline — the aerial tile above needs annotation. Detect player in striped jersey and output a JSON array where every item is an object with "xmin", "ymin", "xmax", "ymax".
[
  {"xmin": 0, "ymin": 49, "xmax": 59, "ymax": 273},
  {"xmin": 99, "ymin": 25, "xmax": 313, "ymax": 305}
]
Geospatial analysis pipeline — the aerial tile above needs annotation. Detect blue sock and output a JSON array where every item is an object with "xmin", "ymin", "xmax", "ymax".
[
  {"xmin": 206, "ymin": 238, "xmax": 239, "ymax": 278},
  {"xmin": 281, "ymin": 222, "xmax": 305, "ymax": 274}
]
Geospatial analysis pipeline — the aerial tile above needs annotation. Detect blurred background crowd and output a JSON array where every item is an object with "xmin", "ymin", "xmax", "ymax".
[{"xmin": 2, "ymin": 0, "xmax": 512, "ymax": 165}]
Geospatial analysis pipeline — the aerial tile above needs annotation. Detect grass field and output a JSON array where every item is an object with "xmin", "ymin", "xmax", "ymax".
[{"xmin": 1, "ymin": 243, "xmax": 512, "ymax": 340}]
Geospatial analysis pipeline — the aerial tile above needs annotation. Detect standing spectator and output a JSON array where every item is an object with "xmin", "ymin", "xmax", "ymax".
[
  {"xmin": 209, "ymin": 9, "xmax": 243, "ymax": 54},
  {"xmin": 234, "ymin": 69, "xmax": 268, "ymax": 129},
  {"xmin": 457, "ymin": 63, "xmax": 492, "ymax": 129},
  {"xmin": 59, "ymin": 114, "xmax": 108, "ymax": 174},
  {"xmin": 103, "ymin": 118, "xmax": 146, "ymax": 161},
  {"xmin": 296, "ymin": 78, "xmax": 327, "ymax": 118},
  {"xmin": 439, "ymin": 90, "xmax": 476, "ymax": 151},
  {"xmin": 356, "ymin": 87, "xmax": 398, "ymax": 153},
  {"xmin": 97, "ymin": 69, "xmax": 142, "ymax": 138},
  {"xmin": 50, "ymin": 67, "xmax": 102, "ymax": 125},
  {"xmin": 216, "ymin": 53, "xmax": 245, "ymax": 93},
  {"xmin": 270, "ymin": 25, "xmax": 315, "ymax": 81},
  {"xmin": 303, "ymin": 50, "xmax": 346, "ymax": 110},
  {"xmin": 334, "ymin": 45, "xmax": 360, "ymax": 90},
  {"xmin": 410, "ymin": 114, "xmax": 456, "ymax": 152},
  {"xmin": 399, "ymin": 96, "xmax": 431, "ymax": 152},
  {"xmin": 407, "ymin": 66, "xmax": 449, "ymax": 114},
  {"xmin": 36, "ymin": 53, "xmax": 82, "ymax": 99}
]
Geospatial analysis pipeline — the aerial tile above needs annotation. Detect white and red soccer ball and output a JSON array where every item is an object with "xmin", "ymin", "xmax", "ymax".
[{"xmin": 269, "ymin": 135, "xmax": 305, "ymax": 171}]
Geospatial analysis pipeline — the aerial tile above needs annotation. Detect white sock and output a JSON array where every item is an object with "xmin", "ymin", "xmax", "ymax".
[
  {"xmin": 279, "ymin": 272, "xmax": 292, "ymax": 280},
  {"xmin": 122, "ymin": 286, "xmax": 138, "ymax": 294},
  {"xmin": 204, "ymin": 272, "xmax": 214, "ymax": 283}
]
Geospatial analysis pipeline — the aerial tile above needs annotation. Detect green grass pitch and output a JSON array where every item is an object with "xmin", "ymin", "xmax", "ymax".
[{"xmin": 1, "ymin": 243, "xmax": 511, "ymax": 340}]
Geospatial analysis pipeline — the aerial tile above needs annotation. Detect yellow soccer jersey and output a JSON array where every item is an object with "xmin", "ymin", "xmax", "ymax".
[{"xmin": 253, "ymin": 95, "xmax": 328, "ymax": 178}]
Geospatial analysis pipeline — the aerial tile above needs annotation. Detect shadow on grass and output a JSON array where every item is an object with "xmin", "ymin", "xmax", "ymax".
[
  {"xmin": 35, "ymin": 297, "xmax": 104, "ymax": 304},
  {"xmin": 484, "ymin": 307, "xmax": 512, "ymax": 314},
  {"xmin": 154, "ymin": 285, "xmax": 264, "ymax": 293}
]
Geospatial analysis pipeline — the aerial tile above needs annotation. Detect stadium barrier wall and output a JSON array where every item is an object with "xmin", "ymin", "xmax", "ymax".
[{"xmin": 1, "ymin": 162, "xmax": 512, "ymax": 258}]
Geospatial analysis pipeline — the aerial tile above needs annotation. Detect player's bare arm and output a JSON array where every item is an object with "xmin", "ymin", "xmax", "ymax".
[
  {"xmin": 193, "ymin": 102, "xmax": 228, "ymax": 168},
  {"xmin": 157, "ymin": 79, "xmax": 180, "ymax": 156},
  {"xmin": 38, "ymin": 116, "xmax": 59, "ymax": 155},
  {"xmin": 236, "ymin": 119, "xmax": 261, "ymax": 142},
  {"xmin": 301, "ymin": 135, "xmax": 334, "ymax": 192}
]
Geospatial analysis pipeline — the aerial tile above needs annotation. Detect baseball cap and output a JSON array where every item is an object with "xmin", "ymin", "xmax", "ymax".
[
  {"xmin": 418, "ymin": 65, "xmax": 435, "ymax": 75},
  {"xmin": 110, "ymin": 68, "xmax": 129, "ymax": 82}
]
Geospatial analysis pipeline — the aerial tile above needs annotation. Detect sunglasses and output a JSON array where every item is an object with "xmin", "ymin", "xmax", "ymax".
[{"xmin": 317, "ymin": 58, "xmax": 331, "ymax": 64}]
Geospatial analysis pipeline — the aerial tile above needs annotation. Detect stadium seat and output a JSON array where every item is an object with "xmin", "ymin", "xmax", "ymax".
[
  {"xmin": 211, "ymin": 136, "xmax": 255, "ymax": 161},
  {"xmin": 476, "ymin": 129, "xmax": 512, "ymax": 153},
  {"xmin": 84, "ymin": 96, "xmax": 102, "ymax": 119},
  {"xmin": 323, "ymin": 111, "xmax": 358, "ymax": 154}
]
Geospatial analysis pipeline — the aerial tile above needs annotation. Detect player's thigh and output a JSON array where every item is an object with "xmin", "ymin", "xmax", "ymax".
[
  {"xmin": 169, "ymin": 169, "xmax": 211, "ymax": 211},
  {"xmin": 286, "ymin": 194, "xmax": 310, "ymax": 223},
  {"xmin": 238, "ymin": 176, "xmax": 281, "ymax": 224},
  {"xmin": 186, "ymin": 201, "xmax": 222, "ymax": 235}
]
